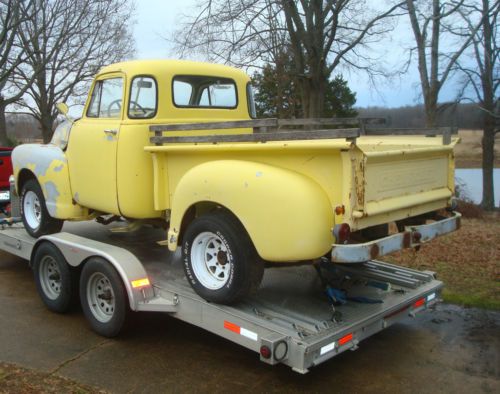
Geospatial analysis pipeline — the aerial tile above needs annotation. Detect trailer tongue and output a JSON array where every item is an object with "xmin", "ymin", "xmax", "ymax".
[{"xmin": 0, "ymin": 221, "xmax": 442, "ymax": 373}]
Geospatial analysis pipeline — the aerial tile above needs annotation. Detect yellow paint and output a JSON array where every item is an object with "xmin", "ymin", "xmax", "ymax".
[{"xmin": 165, "ymin": 160, "xmax": 334, "ymax": 261}]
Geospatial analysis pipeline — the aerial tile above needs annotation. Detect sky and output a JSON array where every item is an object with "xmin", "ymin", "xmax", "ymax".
[{"xmin": 133, "ymin": 0, "xmax": 462, "ymax": 108}]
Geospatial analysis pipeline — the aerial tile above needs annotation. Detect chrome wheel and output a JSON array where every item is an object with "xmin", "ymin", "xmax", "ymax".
[
  {"xmin": 86, "ymin": 272, "xmax": 115, "ymax": 323},
  {"xmin": 23, "ymin": 190, "xmax": 41, "ymax": 231},
  {"xmin": 39, "ymin": 255, "xmax": 61, "ymax": 300},
  {"xmin": 191, "ymin": 231, "xmax": 231, "ymax": 290}
]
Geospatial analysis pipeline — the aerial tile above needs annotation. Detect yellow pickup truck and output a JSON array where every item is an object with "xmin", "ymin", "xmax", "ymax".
[{"xmin": 12, "ymin": 59, "xmax": 460, "ymax": 304}]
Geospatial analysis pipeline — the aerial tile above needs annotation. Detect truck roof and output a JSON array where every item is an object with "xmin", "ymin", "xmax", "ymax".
[{"xmin": 98, "ymin": 59, "xmax": 250, "ymax": 81}]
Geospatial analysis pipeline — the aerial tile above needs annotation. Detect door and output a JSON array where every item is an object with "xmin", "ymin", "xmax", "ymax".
[{"xmin": 66, "ymin": 74, "xmax": 124, "ymax": 215}]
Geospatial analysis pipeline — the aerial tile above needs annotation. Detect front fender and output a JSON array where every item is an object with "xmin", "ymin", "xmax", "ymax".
[
  {"xmin": 168, "ymin": 160, "xmax": 334, "ymax": 262},
  {"xmin": 12, "ymin": 144, "xmax": 88, "ymax": 219}
]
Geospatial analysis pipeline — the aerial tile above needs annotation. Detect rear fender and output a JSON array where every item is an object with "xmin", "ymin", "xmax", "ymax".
[
  {"xmin": 168, "ymin": 160, "xmax": 334, "ymax": 262},
  {"xmin": 12, "ymin": 144, "xmax": 88, "ymax": 219}
]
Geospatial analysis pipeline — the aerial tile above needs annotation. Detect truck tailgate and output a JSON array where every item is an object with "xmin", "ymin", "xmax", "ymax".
[{"xmin": 346, "ymin": 137, "xmax": 457, "ymax": 230}]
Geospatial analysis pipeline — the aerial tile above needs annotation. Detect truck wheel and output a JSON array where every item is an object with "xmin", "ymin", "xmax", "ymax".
[
  {"xmin": 80, "ymin": 257, "xmax": 128, "ymax": 337},
  {"xmin": 182, "ymin": 211, "xmax": 264, "ymax": 305},
  {"xmin": 33, "ymin": 242, "xmax": 76, "ymax": 313},
  {"xmin": 20, "ymin": 179, "xmax": 63, "ymax": 238}
]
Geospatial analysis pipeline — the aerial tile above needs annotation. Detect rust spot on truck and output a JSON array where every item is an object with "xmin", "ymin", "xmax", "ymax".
[
  {"xmin": 403, "ymin": 232, "xmax": 411, "ymax": 248},
  {"xmin": 370, "ymin": 244, "xmax": 379, "ymax": 259}
]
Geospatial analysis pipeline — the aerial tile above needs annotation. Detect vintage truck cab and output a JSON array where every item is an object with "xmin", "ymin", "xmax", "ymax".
[{"xmin": 12, "ymin": 60, "xmax": 461, "ymax": 304}]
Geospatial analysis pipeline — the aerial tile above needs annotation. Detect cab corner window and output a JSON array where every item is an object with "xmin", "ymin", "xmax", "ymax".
[
  {"xmin": 172, "ymin": 76, "xmax": 237, "ymax": 108},
  {"xmin": 86, "ymin": 77, "xmax": 123, "ymax": 119},
  {"xmin": 128, "ymin": 76, "xmax": 157, "ymax": 119}
]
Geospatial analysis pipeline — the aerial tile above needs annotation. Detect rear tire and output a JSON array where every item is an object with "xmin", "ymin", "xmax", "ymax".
[
  {"xmin": 32, "ymin": 242, "xmax": 77, "ymax": 313},
  {"xmin": 20, "ymin": 179, "xmax": 63, "ymax": 238},
  {"xmin": 80, "ymin": 257, "xmax": 128, "ymax": 337},
  {"xmin": 182, "ymin": 211, "xmax": 264, "ymax": 305}
]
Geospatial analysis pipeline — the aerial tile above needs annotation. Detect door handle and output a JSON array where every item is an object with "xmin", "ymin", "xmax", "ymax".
[{"xmin": 103, "ymin": 129, "xmax": 118, "ymax": 136}]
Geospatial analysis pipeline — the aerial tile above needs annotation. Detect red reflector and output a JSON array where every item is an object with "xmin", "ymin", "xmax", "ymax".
[
  {"xmin": 223, "ymin": 321, "xmax": 240, "ymax": 334},
  {"xmin": 414, "ymin": 298, "xmax": 425, "ymax": 308},
  {"xmin": 339, "ymin": 333, "xmax": 353, "ymax": 346}
]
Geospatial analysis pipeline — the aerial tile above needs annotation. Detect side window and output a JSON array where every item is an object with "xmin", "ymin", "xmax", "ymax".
[
  {"xmin": 128, "ymin": 76, "xmax": 157, "ymax": 119},
  {"xmin": 172, "ymin": 76, "xmax": 237, "ymax": 108},
  {"xmin": 86, "ymin": 77, "xmax": 123, "ymax": 118}
]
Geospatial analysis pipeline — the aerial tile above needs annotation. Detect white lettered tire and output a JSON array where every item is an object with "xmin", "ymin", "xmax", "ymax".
[
  {"xmin": 182, "ymin": 211, "xmax": 264, "ymax": 304},
  {"xmin": 20, "ymin": 179, "xmax": 63, "ymax": 238}
]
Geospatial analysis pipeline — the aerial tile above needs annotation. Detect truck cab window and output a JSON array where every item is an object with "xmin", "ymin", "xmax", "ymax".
[
  {"xmin": 173, "ymin": 76, "xmax": 237, "ymax": 108},
  {"xmin": 86, "ymin": 77, "xmax": 123, "ymax": 118},
  {"xmin": 128, "ymin": 76, "xmax": 157, "ymax": 119}
]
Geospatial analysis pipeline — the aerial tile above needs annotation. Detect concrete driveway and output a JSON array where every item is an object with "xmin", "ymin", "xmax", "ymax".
[{"xmin": 0, "ymin": 250, "xmax": 499, "ymax": 393}]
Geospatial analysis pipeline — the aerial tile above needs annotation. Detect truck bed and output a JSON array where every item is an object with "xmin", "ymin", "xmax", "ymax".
[{"xmin": 0, "ymin": 221, "xmax": 442, "ymax": 373}]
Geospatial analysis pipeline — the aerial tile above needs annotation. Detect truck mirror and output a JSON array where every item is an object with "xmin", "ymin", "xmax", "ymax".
[{"xmin": 56, "ymin": 102, "xmax": 69, "ymax": 116}]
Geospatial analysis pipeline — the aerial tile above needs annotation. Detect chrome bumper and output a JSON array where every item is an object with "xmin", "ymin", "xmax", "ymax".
[{"xmin": 331, "ymin": 211, "xmax": 461, "ymax": 263}]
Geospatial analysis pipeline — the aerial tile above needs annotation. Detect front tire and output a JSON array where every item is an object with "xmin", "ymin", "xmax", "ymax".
[
  {"xmin": 20, "ymin": 179, "xmax": 63, "ymax": 238},
  {"xmin": 182, "ymin": 211, "xmax": 264, "ymax": 305},
  {"xmin": 80, "ymin": 258, "xmax": 128, "ymax": 337}
]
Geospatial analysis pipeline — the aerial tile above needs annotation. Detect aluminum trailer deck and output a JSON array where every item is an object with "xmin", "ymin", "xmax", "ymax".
[{"xmin": 0, "ymin": 221, "xmax": 443, "ymax": 373}]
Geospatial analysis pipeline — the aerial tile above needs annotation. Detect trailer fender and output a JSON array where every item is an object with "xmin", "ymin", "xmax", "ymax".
[
  {"xmin": 12, "ymin": 144, "xmax": 88, "ymax": 219},
  {"xmin": 33, "ymin": 234, "xmax": 155, "ymax": 310},
  {"xmin": 168, "ymin": 160, "xmax": 334, "ymax": 262}
]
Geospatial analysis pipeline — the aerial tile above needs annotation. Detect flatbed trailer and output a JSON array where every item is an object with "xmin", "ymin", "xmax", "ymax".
[{"xmin": 0, "ymin": 220, "xmax": 442, "ymax": 374}]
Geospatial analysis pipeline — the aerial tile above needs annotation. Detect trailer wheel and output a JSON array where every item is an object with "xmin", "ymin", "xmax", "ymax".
[
  {"xmin": 20, "ymin": 179, "xmax": 63, "ymax": 238},
  {"xmin": 182, "ymin": 211, "xmax": 264, "ymax": 305},
  {"xmin": 33, "ymin": 242, "xmax": 76, "ymax": 313},
  {"xmin": 80, "ymin": 257, "xmax": 128, "ymax": 337}
]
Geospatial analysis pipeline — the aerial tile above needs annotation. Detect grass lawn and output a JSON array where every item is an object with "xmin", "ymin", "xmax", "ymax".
[{"xmin": 385, "ymin": 212, "xmax": 500, "ymax": 310}]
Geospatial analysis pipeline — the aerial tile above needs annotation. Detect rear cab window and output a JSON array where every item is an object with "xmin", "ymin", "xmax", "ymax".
[{"xmin": 172, "ymin": 76, "xmax": 237, "ymax": 109}]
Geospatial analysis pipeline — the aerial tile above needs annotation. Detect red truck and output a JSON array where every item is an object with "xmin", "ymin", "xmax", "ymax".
[{"xmin": 0, "ymin": 147, "xmax": 13, "ymax": 211}]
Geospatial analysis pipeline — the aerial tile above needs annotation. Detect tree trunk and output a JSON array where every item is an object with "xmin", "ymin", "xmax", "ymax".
[
  {"xmin": 40, "ymin": 112, "xmax": 54, "ymax": 144},
  {"xmin": 481, "ymin": 115, "xmax": 496, "ymax": 210},
  {"xmin": 300, "ymin": 76, "xmax": 326, "ymax": 118},
  {"xmin": 0, "ymin": 99, "xmax": 8, "ymax": 146},
  {"xmin": 424, "ymin": 88, "xmax": 439, "ymax": 127}
]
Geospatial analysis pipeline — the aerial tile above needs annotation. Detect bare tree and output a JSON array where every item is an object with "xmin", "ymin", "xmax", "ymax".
[
  {"xmin": 0, "ymin": 0, "xmax": 35, "ymax": 146},
  {"xmin": 405, "ymin": 0, "xmax": 480, "ymax": 127},
  {"xmin": 173, "ymin": 0, "xmax": 405, "ymax": 118},
  {"xmin": 455, "ymin": 0, "xmax": 499, "ymax": 209},
  {"xmin": 13, "ymin": 0, "xmax": 135, "ymax": 143}
]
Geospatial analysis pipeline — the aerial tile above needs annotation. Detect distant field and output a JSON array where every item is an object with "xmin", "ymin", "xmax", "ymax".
[{"xmin": 455, "ymin": 129, "xmax": 500, "ymax": 168}]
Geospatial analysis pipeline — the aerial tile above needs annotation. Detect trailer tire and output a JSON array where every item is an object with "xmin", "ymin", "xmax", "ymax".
[
  {"xmin": 80, "ymin": 257, "xmax": 128, "ymax": 337},
  {"xmin": 33, "ymin": 242, "xmax": 76, "ymax": 313},
  {"xmin": 20, "ymin": 179, "xmax": 63, "ymax": 238},
  {"xmin": 182, "ymin": 211, "xmax": 264, "ymax": 305}
]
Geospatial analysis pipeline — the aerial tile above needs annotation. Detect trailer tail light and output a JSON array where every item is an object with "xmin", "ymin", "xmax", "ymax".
[
  {"xmin": 413, "ymin": 298, "xmax": 425, "ymax": 308},
  {"xmin": 224, "ymin": 320, "xmax": 258, "ymax": 341},
  {"xmin": 260, "ymin": 345, "xmax": 272, "ymax": 359},
  {"xmin": 338, "ymin": 333, "xmax": 353, "ymax": 346},
  {"xmin": 427, "ymin": 293, "xmax": 436, "ymax": 302},
  {"xmin": 131, "ymin": 278, "xmax": 150, "ymax": 288}
]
